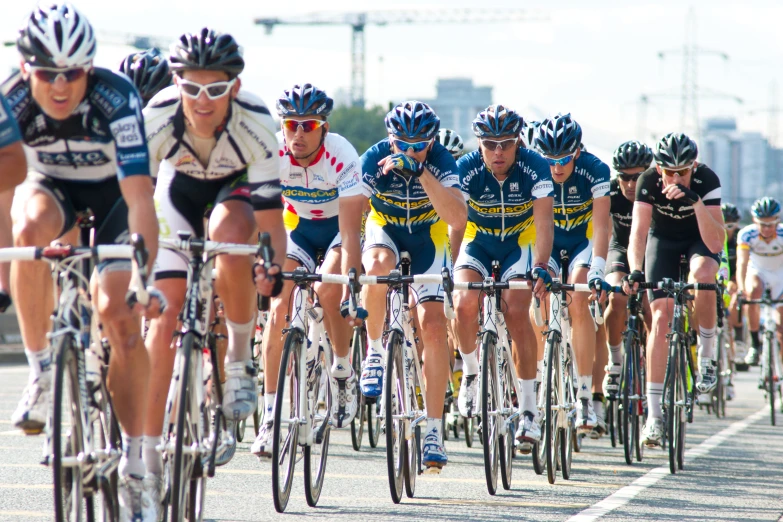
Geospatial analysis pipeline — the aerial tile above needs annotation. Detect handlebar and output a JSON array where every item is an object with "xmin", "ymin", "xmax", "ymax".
[{"xmin": 258, "ymin": 233, "xmax": 274, "ymax": 312}]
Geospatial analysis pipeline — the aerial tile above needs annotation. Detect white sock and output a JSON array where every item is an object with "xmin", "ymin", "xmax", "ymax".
[
  {"xmin": 425, "ymin": 417, "xmax": 442, "ymax": 443},
  {"xmin": 143, "ymin": 435, "xmax": 162, "ymax": 475},
  {"xmin": 263, "ymin": 392, "xmax": 276, "ymax": 422},
  {"xmin": 225, "ymin": 319, "xmax": 254, "ymax": 363},
  {"xmin": 368, "ymin": 337, "xmax": 384, "ymax": 358},
  {"xmin": 25, "ymin": 347, "xmax": 52, "ymax": 383},
  {"xmin": 647, "ymin": 382, "xmax": 664, "ymax": 419},
  {"xmin": 521, "ymin": 379, "xmax": 537, "ymax": 414},
  {"xmin": 459, "ymin": 348, "xmax": 479, "ymax": 375},
  {"xmin": 120, "ymin": 435, "xmax": 145, "ymax": 478},
  {"xmin": 577, "ymin": 375, "xmax": 592, "ymax": 401},
  {"xmin": 536, "ymin": 359, "xmax": 544, "ymax": 383},
  {"xmin": 698, "ymin": 326, "xmax": 717, "ymax": 361},
  {"xmin": 332, "ymin": 355, "xmax": 351, "ymax": 378},
  {"xmin": 609, "ymin": 343, "xmax": 623, "ymax": 366}
]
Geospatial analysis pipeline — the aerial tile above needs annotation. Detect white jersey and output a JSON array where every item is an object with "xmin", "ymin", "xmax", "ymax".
[
  {"xmin": 144, "ymin": 86, "xmax": 281, "ymax": 206},
  {"xmin": 738, "ymin": 223, "xmax": 783, "ymax": 272},
  {"xmin": 278, "ymin": 131, "xmax": 362, "ymax": 220}
]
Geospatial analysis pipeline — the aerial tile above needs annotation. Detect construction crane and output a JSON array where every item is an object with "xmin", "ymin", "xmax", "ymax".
[{"xmin": 255, "ymin": 9, "xmax": 547, "ymax": 107}]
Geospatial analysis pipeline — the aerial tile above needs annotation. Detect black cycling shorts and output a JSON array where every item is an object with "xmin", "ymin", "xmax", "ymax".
[{"xmin": 644, "ymin": 234, "xmax": 720, "ymax": 301}]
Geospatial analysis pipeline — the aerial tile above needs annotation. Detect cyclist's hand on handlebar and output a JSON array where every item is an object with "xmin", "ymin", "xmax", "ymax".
[
  {"xmin": 253, "ymin": 262, "xmax": 283, "ymax": 298},
  {"xmin": 530, "ymin": 265, "xmax": 552, "ymax": 300},
  {"xmin": 622, "ymin": 270, "xmax": 644, "ymax": 295},
  {"xmin": 588, "ymin": 277, "xmax": 611, "ymax": 304},
  {"xmin": 128, "ymin": 286, "xmax": 167, "ymax": 319},
  {"xmin": 340, "ymin": 300, "xmax": 368, "ymax": 327}
]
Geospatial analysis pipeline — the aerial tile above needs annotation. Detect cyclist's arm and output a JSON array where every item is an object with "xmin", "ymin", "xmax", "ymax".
[
  {"xmin": 591, "ymin": 195, "xmax": 610, "ymax": 260},
  {"xmin": 448, "ymin": 224, "xmax": 466, "ymax": 262},
  {"xmin": 120, "ymin": 175, "xmax": 158, "ymax": 267},
  {"xmin": 736, "ymin": 244, "xmax": 749, "ymax": 295},
  {"xmin": 0, "ymin": 141, "xmax": 26, "ymax": 192},
  {"xmin": 339, "ymin": 194, "xmax": 367, "ymax": 300},
  {"xmin": 253, "ymin": 208, "xmax": 286, "ymax": 268},
  {"xmin": 628, "ymin": 202, "xmax": 652, "ymax": 272},
  {"xmin": 419, "ymin": 172, "xmax": 467, "ymax": 229},
  {"xmin": 694, "ymin": 202, "xmax": 725, "ymax": 254},
  {"xmin": 718, "ymin": 233, "xmax": 730, "ymax": 281},
  {"xmin": 532, "ymin": 196, "xmax": 554, "ymax": 267}
]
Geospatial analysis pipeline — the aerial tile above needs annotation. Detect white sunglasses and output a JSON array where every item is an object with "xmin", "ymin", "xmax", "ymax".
[{"xmin": 177, "ymin": 78, "xmax": 235, "ymax": 100}]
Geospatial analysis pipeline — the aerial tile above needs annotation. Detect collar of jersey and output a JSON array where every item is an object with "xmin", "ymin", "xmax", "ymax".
[{"xmin": 288, "ymin": 144, "xmax": 326, "ymax": 167}]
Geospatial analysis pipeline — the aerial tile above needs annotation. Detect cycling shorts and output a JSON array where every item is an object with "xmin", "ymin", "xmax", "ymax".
[
  {"xmin": 455, "ymin": 236, "xmax": 539, "ymax": 281},
  {"xmin": 746, "ymin": 264, "xmax": 783, "ymax": 301},
  {"xmin": 155, "ymin": 171, "xmax": 251, "ymax": 279},
  {"xmin": 606, "ymin": 244, "xmax": 630, "ymax": 276},
  {"xmin": 644, "ymin": 234, "xmax": 720, "ymax": 301},
  {"xmin": 284, "ymin": 209, "xmax": 341, "ymax": 273},
  {"xmin": 362, "ymin": 219, "xmax": 451, "ymax": 303},
  {"xmin": 552, "ymin": 237, "xmax": 592, "ymax": 279}
]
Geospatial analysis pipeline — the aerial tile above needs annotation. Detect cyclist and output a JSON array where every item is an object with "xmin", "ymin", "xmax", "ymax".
[
  {"xmin": 624, "ymin": 132, "xmax": 724, "ymax": 446},
  {"xmin": 0, "ymin": 92, "xmax": 26, "ymax": 312},
  {"xmin": 534, "ymin": 113, "xmax": 611, "ymax": 433},
  {"xmin": 250, "ymin": 84, "xmax": 364, "ymax": 458},
  {"xmin": 358, "ymin": 101, "xmax": 466, "ymax": 471},
  {"xmin": 4, "ymin": 3, "xmax": 163, "ymax": 519},
  {"xmin": 142, "ymin": 28, "xmax": 285, "ymax": 509},
  {"xmin": 450, "ymin": 105, "xmax": 553, "ymax": 445},
  {"xmin": 436, "ymin": 128, "xmax": 465, "ymax": 160},
  {"xmin": 722, "ymin": 202, "xmax": 741, "ymax": 398},
  {"xmin": 736, "ymin": 197, "xmax": 783, "ymax": 365},
  {"xmin": 601, "ymin": 141, "xmax": 653, "ymax": 411},
  {"xmin": 118, "ymin": 48, "xmax": 172, "ymax": 107}
]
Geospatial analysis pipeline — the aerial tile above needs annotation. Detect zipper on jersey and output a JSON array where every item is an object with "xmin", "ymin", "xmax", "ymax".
[
  {"xmin": 560, "ymin": 182, "xmax": 568, "ymax": 230},
  {"xmin": 64, "ymin": 139, "xmax": 76, "ymax": 169},
  {"xmin": 498, "ymin": 177, "xmax": 506, "ymax": 240},
  {"xmin": 405, "ymin": 175, "xmax": 412, "ymax": 234}
]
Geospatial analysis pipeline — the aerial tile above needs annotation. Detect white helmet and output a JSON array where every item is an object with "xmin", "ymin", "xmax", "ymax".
[
  {"xmin": 436, "ymin": 128, "xmax": 464, "ymax": 159},
  {"xmin": 17, "ymin": 3, "xmax": 96, "ymax": 68}
]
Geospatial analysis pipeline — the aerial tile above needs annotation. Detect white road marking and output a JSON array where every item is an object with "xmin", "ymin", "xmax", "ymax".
[{"xmin": 567, "ymin": 407, "xmax": 767, "ymax": 522}]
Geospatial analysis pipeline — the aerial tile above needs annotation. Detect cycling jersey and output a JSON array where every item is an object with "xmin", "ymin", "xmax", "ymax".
[
  {"xmin": 609, "ymin": 177, "xmax": 633, "ymax": 250},
  {"xmin": 1, "ymin": 68, "xmax": 150, "ymax": 181},
  {"xmin": 0, "ymin": 92, "xmax": 21, "ymax": 148},
  {"xmin": 361, "ymin": 139, "xmax": 459, "ymax": 233},
  {"xmin": 726, "ymin": 230, "xmax": 738, "ymax": 278},
  {"xmin": 457, "ymin": 147, "xmax": 553, "ymax": 243},
  {"xmin": 635, "ymin": 164, "xmax": 721, "ymax": 240},
  {"xmin": 737, "ymin": 223, "xmax": 783, "ymax": 272},
  {"xmin": 144, "ymin": 85, "xmax": 281, "ymax": 210}
]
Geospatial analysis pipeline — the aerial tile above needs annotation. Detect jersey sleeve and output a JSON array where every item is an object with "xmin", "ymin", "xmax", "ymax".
[
  {"xmin": 698, "ymin": 166, "xmax": 721, "ymax": 206},
  {"xmin": 106, "ymin": 78, "xmax": 150, "ymax": 179},
  {"xmin": 425, "ymin": 142, "xmax": 459, "ymax": 189},
  {"xmin": 456, "ymin": 153, "xmax": 475, "ymax": 202},
  {"xmin": 234, "ymin": 97, "xmax": 283, "ymax": 211},
  {"xmin": 635, "ymin": 169, "xmax": 656, "ymax": 206},
  {"xmin": 331, "ymin": 135, "xmax": 363, "ymax": 198},
  {"xmin": 528, "ymin": 152, "xmax": 554, "ymax": 200},
  {"xmin": 0, "ymin": 92, "xmax": 21, "ymax": 149},
  {"xmin": 360, "ymin": 141, "xmax": 388, "ymax": 197},
  {"xmin": 590, "ymin": 157, "xmax": 611, "ymax": 198},
  {"xmin": 737, "ymin": 224, "xmax": 754, "ymax": 249},
  {"xmin": 143, "ymin": 85, "xmax": 180, "ymax": 178}
]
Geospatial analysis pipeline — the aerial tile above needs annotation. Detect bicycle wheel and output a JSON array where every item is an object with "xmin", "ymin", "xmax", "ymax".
[
  {"xmin": 767, "ymin": 334, "xmax": 776, "ymax": 426},
  {"xmin": 384, "ymin": 331, "xmax": 405, "ymax": 504},
  {"xmin": 403, "ymin": 363, "xmax": 419, "ymax": 498},
  {"xmin": 94, "ymin": 366, "xmax": 121, "ymax": 522},
  {"xmin": 304, "ymin": 356, "xmax": 330, "ymax": 507},
  {"xmin": 499, "ymin": 355, "xmax": 515, "ymax": 491},
  {"xmin": 544, "ymin": 333, "xmax": 560, "ymax": 485},
  {"xmin": 560, "ymin": 354, "xmax": 575, "ymax": 480},
  {"xmin": 367, "ymin": 399, "xmax": 381, "ymax": 448},
  {"xmin": 188, "ymin": 403, "xmax": 209, "ymax": 522},
  {"xmin": 463, "ymin": 416, "xmax": 474, "ymax": 448},
  {"xmin": 713, "ymin": 330, "xmax": 725, "ymax": 420},
  {"xmin": 350, "ymin": 326, "xmax": 367, "ymax": 451},
  {"xmin": 480, "ymin": 333, "xmax": 500, "ymax": 495},
  {"xmin": 52, "ymin": 334, "xmax": 87, "ymax": 522},
  {"xmin": 665, "ymin": 333, "xmax": 679, "ymax": 475},
  {"xmin": 676, "ymin": 338, "xmax": 688, "ymax": 471},
  {"xmin": 168, "ymin": 333, "xmax": 198, "ymax": 522},
  {"xmin": 272, "ymin": 330, "xmax": 302, "ymax": 513},
  {"xmin": 621, "ymin": 331, "xmax": 635, "ymax": 465}
]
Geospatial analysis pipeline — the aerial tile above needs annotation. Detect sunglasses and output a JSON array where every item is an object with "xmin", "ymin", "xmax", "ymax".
[
  {"xmin": 544, "ymin": 153, "xmax": 575, "ymax": 167},
  {"xmin": 282, "ymin": 119, "xmax": 327, "ymax": 133},
  {"xmin": 756, "ymin": 220, "xmax": 780, "ymax": 229},
  {"xmin": 391, "ymin": 138, "xmax": 433, "ymax": 153},
  {"xmin": 481, "ymin": 138, "xmax": 518, "ymax": 152},
  {"xmin": 25, "ymin": 63, "xmax": 89, "ymax": 84},
  {"xmin": 724, "ymin": 222, "xmax": 740, "ymax": 230},
  {"xmin": 660, "ymin": 165, "xmax": 693, "ymax": 177},
  {"xmin": 618, "ymin": 172, "xmax": 642, "ymax": 182},
  {"xmin": 178, "ymin": 78, "xmax": 235, "ymax": 100}
]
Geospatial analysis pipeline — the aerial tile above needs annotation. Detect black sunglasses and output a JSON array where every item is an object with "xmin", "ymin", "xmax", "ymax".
[{"xmin": 618, "ymin": 173, "xmax": 641, "ymax": 182}]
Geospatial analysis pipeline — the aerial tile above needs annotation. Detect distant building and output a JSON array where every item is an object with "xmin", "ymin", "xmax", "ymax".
[{"xmin": 420, "ymin": 78, "xmax": 492, "ymax": 148}]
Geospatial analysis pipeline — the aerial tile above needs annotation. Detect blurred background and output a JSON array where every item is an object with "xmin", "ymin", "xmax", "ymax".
[{"xmin": 1, "ymin": 0, "xmax": 781, "ymax": 210}]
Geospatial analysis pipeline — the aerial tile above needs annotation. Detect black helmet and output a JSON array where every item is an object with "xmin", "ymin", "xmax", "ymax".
[
  {"xmin": 721, "ymin": 203, "xmax": 741, "ymax": 223},
  {"xmin": 169, "ymin": 28, "xmax": 244, "ymax": 79},
  {"xmin": 119, "ymin": 48, "xmax": 172, "ymax": 105},
  {"xmin": 653, "ymin": 132, "xmax": 698, "ymax": 168},
  {"xmin": 276, "ymin": 84, "xmax": 333, "ymax": 118},
  {"xmin": 613, "ymin": 140, "xmax": 653, "ymax": 170},
  {"xmin": 17, "ymin": 2, "xmax": 96, "ymax": 68}
]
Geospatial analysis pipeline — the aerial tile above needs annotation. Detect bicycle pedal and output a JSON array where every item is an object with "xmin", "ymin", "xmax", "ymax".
[
  {"xmin": 423, "ymin": 465, "xmax": 442, "ymax": 475},
  {"xmin": 516, "ymin": 441, "xmax": 533, "ymax": 454}
]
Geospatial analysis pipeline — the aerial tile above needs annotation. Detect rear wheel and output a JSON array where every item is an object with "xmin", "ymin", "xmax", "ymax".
[
  {"xmin": 272, "ymin": 331, "xmax": 302, "ymax": 513},
  {"xmin": 367, "ymin": 399, "xmax": 381, "ymax": 448}
]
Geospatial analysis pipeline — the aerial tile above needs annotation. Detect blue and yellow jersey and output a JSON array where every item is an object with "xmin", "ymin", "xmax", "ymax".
[
  {"xmin": 552, "ymin": 151, "xmax": 610, "ymax": 249},
  {"xmin": 361, "ymin": 138, "xmax": 459, "ymax": 233},
  {"xmin": 0, "ymin": 92, "xmax": 21, "ymax": 149},
  {"xmin": 457, "ymin": 147, "xmax": 553, "ymax": 245}
]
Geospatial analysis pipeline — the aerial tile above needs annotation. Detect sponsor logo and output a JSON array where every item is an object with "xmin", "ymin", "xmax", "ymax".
[
  {"xmin": 175, "ymin": 154, "xmax": 197, "ymax": 168},
  {"xmin": 510, "ymin": 182, "xmax": 519, "ymax": 192},
  {"xmin": 239, "ymin": 121, "xmax": 273, "ymax": 159},
  {"xmin": 27, "ymin": 134, "xmax": 57, "ymax": 147},
  {"xmin": 282, "ymin": 187, "xmax": 337, "ymax": 203},
  {"xmin": 91, "ymin": 117, "xmax": 107, "ymax": 137},
  {"xmin": 117, "ymin": 151, "xmax": 147, "ymax": 164},
  {"xmin": 214, "ymin": 155, "xmax": 237, "ymax": 170},
  {"xmin": 110, "ymin": 115, "xmax": 143, "ymax": 147},
  {"xmin": 569, "ymin": 186, "xmax": 578, "ymax": 195},
  {"xmin": 37, "ymin": 150, "xmax": 110, "ymax": 167},
  {"xmin": 0, "ymin": 102, "xmax": 7, "ymax": 124},
  {"xmin": 7, "ymin": 87, "xmax": 30, "ymax": 118},
  {"xmin": 337, "ymin": 161, "xmax": 357, "ymax": 182},
  {"xmin": 90, "ymin": 82, "xmax": 127, "ymax": 117},
  {"xmin": 289, "ymin": 171, "xmax": 303, "ymax": 179}
]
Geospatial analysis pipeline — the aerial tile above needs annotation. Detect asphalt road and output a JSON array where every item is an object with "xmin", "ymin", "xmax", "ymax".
[{"xmin": 0, "ymin": 361, "xmax": 781, "ymax": 522}]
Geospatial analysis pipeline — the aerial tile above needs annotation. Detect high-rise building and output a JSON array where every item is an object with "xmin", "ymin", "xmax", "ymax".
[{"xmin": 421, "ymin": 78, "xmax": 492, "ymax": 148}]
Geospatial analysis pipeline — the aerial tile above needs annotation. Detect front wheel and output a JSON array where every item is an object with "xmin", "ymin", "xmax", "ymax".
[
  {"xmin": 350, "ymin": 326, "xmax": 367, "ymax": 451},
  {"xmin": 480, "ymin": 333, "xmax": 500, "ymax": 495},
  {"xmin": 384, "ymin": 331, "xmax": 405, "ymax": 504},
  {"xmin": 544, "ymin": 333, "xmax": 560, "ymax": 485}
]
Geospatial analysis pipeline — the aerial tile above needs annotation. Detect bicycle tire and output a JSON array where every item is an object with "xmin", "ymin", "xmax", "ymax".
[
  {"xmin": 499, "ymin": 355, "xmax": 514, "ymax": 491},
  {"xmin": 384, "ymin": 331, "xmax": 405, "ymax": 504},
  {"xmin": 767, "ymin": 333, "xmax": 776, "ymax": 426},
  {"xmin": 272, "ymin": 330, "xmax": 302, "ymax": 513},
  {"xmin": 606, "ymin": 397, "xmax": 617, "ymax": 448},
  {"xmin": 665, "ymin": 333, "xmax": 679, "ymax": 475},
  {"xmin": 304, "ymin": 354, "xmax": 330, "ymax": 507},
  {"xmin": 480, "ymin": 332, "xmax": 500, "ymax": 495},
  {"xmin": 714, "ymin": 330, "xmax": 725, "ymax": 419},
  {"xmin": 94, "ymin": 363, "xmax": 122, "ymax": 522},
  {"xmin": 368, "ymin": 399, "xmax": 381, "ymax": 448},
  {"xmin": 621, "ymin": 330, "xmax": 635, "ymax": 465},
  {"xmin": 561, "ymin": 349, "xmax": 576, "ymax": 480},
  {"xmin": 403, "ymin": 352, "xmax": 419, "ymax": 499},
  {"xmin": 350, "ymin": 326, "xmax": 367, "ymax": 451},
  {"xmin": 52, "ymin": 334, "xmax": 86, "ymax": 522},
  {"xmin": 676, "ymin": 337, "xmax": 688, "ymax": 471},
  {"xmin": 464, "ymin": 416, "xmax": 474, "ymax": 448},
  {"xmin": 170, "ymin": 333, "xmax": 197, "ymax": 522},
  {"xmin": 545, "ymin": 332, "xmax": 560, "ymax": 485}
]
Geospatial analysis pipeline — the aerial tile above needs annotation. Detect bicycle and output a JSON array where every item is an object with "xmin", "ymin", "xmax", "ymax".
[
  {"xmin": 446, "ymin": 263, "xmax": 540, "ymax": 495},
  {"xmin": 156, "ymin": 233, "xmax": 264, "ymax": 521},
  {"xmin": 0, "ymin": 236, "xmax": 151, "ymax": 522},
  {"xmin": 359, "ymin": 252, "xmax": 449, "ymax": 503},
  {"xmin": 738, "ymin": 288, "xmax": 783, "ymax": 426},
  {"xmin": 707, "ymin": 280, "xmax": 729, "ymax": 419},
  {"xmin": 618, "ymin": 289, "xmax": 647, "ymax": 465}
]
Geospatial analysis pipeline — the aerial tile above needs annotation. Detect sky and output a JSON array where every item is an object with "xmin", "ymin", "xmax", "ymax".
[{"xmin": 2, "ymin": 0, "xmax": 782, "ymax": 164}]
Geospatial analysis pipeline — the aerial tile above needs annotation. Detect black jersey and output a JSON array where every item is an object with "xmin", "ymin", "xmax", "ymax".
[
  {"xmin": 635, "ymin": 164, "xmax": 721, "ymax": 240},
  {"xmin": 609, "ymin": 177, "xmax": 634, "ymax": 249}
]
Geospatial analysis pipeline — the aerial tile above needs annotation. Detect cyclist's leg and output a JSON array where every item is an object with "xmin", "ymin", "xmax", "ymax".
[
  {"xmin": 745, "ymin": 269, "xmax": 765, "ymax": 364},
  {"xmin": 568, "ymin": 240, "xmax": 597, "ymax": 429},
  {"xmin": 10, "ymin": 175, "xmax": 69, "ymax": 433},
  {"xmin": 452, "ymin": 238, "xmax": 488, "ymax": 417},
  {"xmin": 0, "ymin": 189, "xmax": 13, "ymax": 306},
  {"xmin": 689, "ymin": 246, "xmax": 720, "ymax": 393}
]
